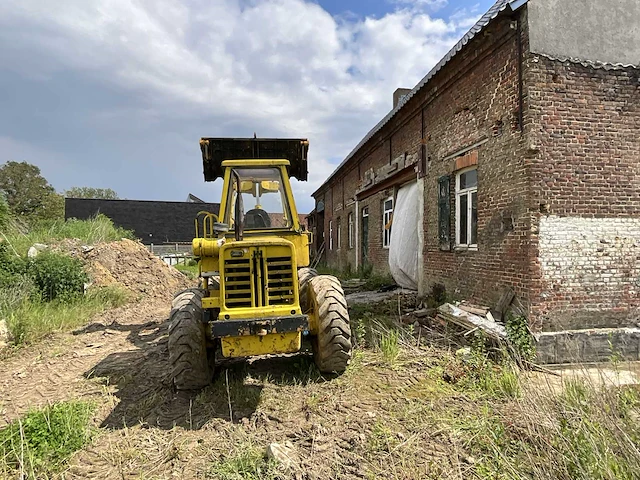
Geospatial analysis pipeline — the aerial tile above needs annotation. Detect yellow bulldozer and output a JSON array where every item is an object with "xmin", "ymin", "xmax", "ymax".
[{"xmin": 168, "ymin": 137, "xmax": 352, "ymax": 390}]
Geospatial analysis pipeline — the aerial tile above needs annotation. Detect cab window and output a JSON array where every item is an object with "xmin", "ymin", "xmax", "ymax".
[{"xmin": 225, "ymin": 167, "xmax": 292, "ymax": 230}]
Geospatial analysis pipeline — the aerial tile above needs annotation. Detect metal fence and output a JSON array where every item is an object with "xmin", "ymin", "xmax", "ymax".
[{"xmin": 147, "ymin": 243, "xmax": 194, "ymax": 266}]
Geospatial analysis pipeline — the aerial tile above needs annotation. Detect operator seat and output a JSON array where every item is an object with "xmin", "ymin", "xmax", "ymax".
[{"xmin": 245, "ymin": 208, "xmax": 271, "ymax": 228}]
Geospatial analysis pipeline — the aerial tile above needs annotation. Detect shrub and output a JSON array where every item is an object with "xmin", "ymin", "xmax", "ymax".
[
  {"xmin": 0, "ymin": 242, "xmax": 27, "ymax": 288},
  {"xmin": 505, "ymin": 314, "xmax": 535, "ymax": 361},
  {"xmin": 29, "ymin": 252, "xmax": 88, "ymax": 301}
]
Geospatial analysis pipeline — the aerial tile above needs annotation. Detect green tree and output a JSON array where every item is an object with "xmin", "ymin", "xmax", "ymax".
[
  {"xmin": 0, "ymin": 192, "xmax": 9, "ymax": 229},
  {"xmin": 0, "ymin": 161, "xmax": 64, "ymax": 223},
  {"xmin": 64, "ymin": 187, "xmax": 119, "ymax": 200}
]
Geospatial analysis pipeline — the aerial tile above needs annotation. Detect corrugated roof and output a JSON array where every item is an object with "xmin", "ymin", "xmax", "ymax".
[{"xmin": 314, "ymin": 0, "xmax": 523, "ymax": 196}]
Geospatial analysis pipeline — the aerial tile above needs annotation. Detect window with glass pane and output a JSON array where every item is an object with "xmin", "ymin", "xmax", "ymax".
[
  {"xmin": 383, "ymin": 196, "xmax": 393, "ymax": 248},
  {"xmin": 455, "ymin": 167, "xmax": 478, "ymax": 247},
  {"xmin": 348, "ymin": 213, "xmax": 354, "ymax": 249},
  {"xmin": 225, "ymin": 167, "xmax": 292, "ymax": 230},
  {"xmin": 337, "ymin": 219, "xmax": 341, "ymax": 250}
]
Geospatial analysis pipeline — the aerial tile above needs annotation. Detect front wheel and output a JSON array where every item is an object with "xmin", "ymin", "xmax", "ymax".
[
  {"xmin": 298, "ymin": 267, "xmax": 318, "ymax": 313},
  {"xmin": 168, "ymin": 289, "xmax": 211, "ymax": 390},
  {"xmin": 307, "ymin": 275, "xmax": 352, "ymax": 373}
]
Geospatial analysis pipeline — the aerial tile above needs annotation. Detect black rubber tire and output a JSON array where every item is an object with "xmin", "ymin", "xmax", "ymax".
[
  {"xmin": 168, "ymin": 289, "xmax": 211, "ymax": 390},
  {"xmin": 298, "ymin": 267, "xmax": 318, "ymax": 313},
  {"xmin": 308, "ymin": 275, "xmax": 352, "ymax": 373}
]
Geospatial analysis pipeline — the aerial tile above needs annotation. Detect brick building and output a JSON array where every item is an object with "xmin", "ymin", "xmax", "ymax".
[{"xmin": 312, "ymin": 0, "xmax": 640, "ymax": 361}]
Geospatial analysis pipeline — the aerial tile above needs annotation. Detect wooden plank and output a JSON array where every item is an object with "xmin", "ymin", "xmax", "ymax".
[
  {"xmin": 495, "ymin": 288, "xmax": 516, "ymax": 316},
  {"xmin": 459, "ymin": 304, "xmax": 489, "ymax": 316}
]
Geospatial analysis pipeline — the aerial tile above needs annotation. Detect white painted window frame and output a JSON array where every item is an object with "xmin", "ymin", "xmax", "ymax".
[
  {"xmin": 383, "ymin": 196, "xmax": 393, "ymax": 249},
  {"xmin": 337, "ymin": 218, "xmax": 341, "ymax": 251},
  {"xmin": 455, "ymin": 167, "xmax": 478, "ymax": 249},
  {"xmin": 329, "ymin": 220, "xmax": 333, "ymax": 251},
  {"xmin": 348, "ymin": 212, "xmax": 354, "ymax": 249}
]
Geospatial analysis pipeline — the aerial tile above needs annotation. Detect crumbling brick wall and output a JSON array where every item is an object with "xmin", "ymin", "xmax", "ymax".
[
  {"xmin": 418, "ymin": 14, "xmax": 532, "ymax": 309},
  {"xmin": 315, "ymin": 6, "xmax": 639, "ymax": 335}
]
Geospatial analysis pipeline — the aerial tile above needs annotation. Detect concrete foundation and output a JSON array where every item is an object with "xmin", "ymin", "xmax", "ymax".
[{"xmin": 536, "ymin": 328, "xmax": 640, "ymax": 364}]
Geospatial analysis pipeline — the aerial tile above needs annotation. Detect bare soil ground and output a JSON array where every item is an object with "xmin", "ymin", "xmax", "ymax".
[
  {"xmin": 0, "ymin": 297, "xmax": 463, "ymax": 479},
  {"xmin": 2, "ymin": 240, "xmax": 639, "ymax": 479}
]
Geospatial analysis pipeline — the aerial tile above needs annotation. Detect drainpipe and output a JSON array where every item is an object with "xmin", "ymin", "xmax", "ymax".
[
  {"xmin": 355, "ymin": 199, "xmax": 359, "ymax": 271},
  {"xmin": 517, "ymin": 15, "xmax": 524, "ymax": 132}
]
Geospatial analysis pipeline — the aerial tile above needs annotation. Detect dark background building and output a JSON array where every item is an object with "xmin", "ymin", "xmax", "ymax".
[{"xmin": 65, "ymin": 198, "xmax": 220, "ymax": 244}]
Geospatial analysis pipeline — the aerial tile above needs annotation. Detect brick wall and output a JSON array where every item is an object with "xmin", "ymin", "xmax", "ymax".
[
  {"xmin": 537, "ymin": 216, "xmax": 640, "ymax": 330},
  {"xmin": 419, "ymin": 14, "xmax": 531, "ymax": 308},
  {"xmin": 527, "ymin": 55, "xmax": 640, "ymax": 331},
  {"xmin": 314, "ymin": 6, "xmax": 639, "ymax": 335}
]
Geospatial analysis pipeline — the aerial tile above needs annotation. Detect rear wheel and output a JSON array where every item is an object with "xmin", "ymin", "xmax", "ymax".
[
  {"xmin": 168, "ymin": 289, "xmax": 211, "ymax": 390},
  {"xmin": 308, "ymin": 275, "xmax": 352, "ymax": 373}
]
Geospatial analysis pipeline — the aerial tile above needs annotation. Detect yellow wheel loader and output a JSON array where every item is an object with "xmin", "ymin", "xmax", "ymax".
[{"xmin": 168, "ymin": 138, "xmax": 352, "ymax": 390}]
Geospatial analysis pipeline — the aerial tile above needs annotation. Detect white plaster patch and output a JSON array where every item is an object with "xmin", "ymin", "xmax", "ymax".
[{"xmin": 539, "ymin": 216, "xmax": 640, "ymax": 306}]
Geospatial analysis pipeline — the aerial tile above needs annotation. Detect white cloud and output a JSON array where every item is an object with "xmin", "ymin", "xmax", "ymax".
[
  {"xmin": 0, "ymin": 0, "xmax": 480, "ymax": 211},
  {"xmin": 391, "ymin": 0, "xmax": 449, "ymax": 11}
]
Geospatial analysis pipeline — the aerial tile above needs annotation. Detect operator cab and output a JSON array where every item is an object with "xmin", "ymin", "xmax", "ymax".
[{"xmin": 224, "ymin": 166, "xmax": 293, "ymax": 231}]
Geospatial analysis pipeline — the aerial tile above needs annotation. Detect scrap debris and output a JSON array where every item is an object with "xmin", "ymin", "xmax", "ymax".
[{"xmin": 436, "ymin": 303, "xmax": 507, "ymax": 340}]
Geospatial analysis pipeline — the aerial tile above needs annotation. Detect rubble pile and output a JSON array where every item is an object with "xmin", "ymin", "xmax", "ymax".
[{"xmin": 78, "ymin": 239, "xmax": 192, "ymax": 298}]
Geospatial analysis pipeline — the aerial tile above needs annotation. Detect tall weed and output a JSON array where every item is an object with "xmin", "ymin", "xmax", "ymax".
[
  {"xmin": 5, "ymin": 285, "xmax": 130, "ymax": 346},
  {"xmin": 3, "ymin": 214, "xmax": 134, "ymax": 255}
]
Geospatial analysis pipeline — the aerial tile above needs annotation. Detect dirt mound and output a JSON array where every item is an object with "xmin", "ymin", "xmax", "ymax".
[{"xmin": 81, "ymin": 239, "xmax": 192, "ymax": 298}]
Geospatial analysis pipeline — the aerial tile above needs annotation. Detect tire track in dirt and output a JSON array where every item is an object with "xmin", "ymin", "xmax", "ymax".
[{"xmin": 0, "ymin": 300, "xmax": 170, "ymax": 427}]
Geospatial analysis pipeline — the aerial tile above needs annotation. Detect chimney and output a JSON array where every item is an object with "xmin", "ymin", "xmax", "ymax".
[{"xmin": 393, "ymin": 88, "xmax": 412, "ymax": 109}]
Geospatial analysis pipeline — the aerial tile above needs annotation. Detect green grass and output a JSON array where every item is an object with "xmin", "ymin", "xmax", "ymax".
[
  {"xmin": 315, "ymin": 265, "xmax": 395, "ymax": 290},
  {"xmin": 0, "ymin": 215, "xmax": 134, "ymax": 347},
  {"xmin": 2, "ymin": 214, "xmax": 134, "ymax": 256},
  {"xmin": 432, "ymin": 356, "xmax": 640, "ymax": 479},
  {"xmin": 0, "ymin": 400, "xmax": 96, "ymax": 479},
  {"xmin": 207, "ymin": 446, "xmax": 280, "ymax": 480},
  {"xmin": 175, "ymin": 263, "xmax": 199, "ymax": 279},
  {"xmin": 379, "ymin": 329, "xmax": 400, "ymax": 365},
  {"xmin": 2, "ymin": 285, "xmax": 130, "ymax": 346}
]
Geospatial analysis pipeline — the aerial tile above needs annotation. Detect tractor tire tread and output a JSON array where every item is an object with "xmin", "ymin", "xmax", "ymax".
[
  {"xmin": 298, "ymin": 267, "xmax": 318, "ymax": 313},
  {"xmin": 168, "ymin": 289, "xmax": 211, "ymax": 390},
  {"xmin": 308, "ymin": 275, "xmax": 352, "ymax": 373}
]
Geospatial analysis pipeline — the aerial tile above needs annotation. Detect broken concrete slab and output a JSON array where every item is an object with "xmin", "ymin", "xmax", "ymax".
[
  {"xmin": 345, "ymin": 289, "xmax": 415, "ymax": 305},
  {"xmin": 526, "ymin": 364, "xmax": 640, "ymax": 396}
]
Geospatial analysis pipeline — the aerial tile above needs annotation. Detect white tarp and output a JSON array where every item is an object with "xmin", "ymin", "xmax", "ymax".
[{"xmin": 388, "ymin": 181, "xmax": 419, "ymax": 290}]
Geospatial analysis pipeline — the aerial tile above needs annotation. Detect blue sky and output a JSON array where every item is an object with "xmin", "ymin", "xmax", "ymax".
[{"xmin": 0, "ymin": 0, "xmax": 493, "ymax": 213}]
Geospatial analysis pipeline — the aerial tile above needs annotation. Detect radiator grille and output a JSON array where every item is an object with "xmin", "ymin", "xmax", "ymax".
[
  {"xmin": 265, "ymin": 256, "xmax": 294, "ymax": 306},
  {"xmin": 223, "ymin": 257, "xmax": 253, "ymax": 308},
  {"xmin": 223, "ymin": 248, "xmax": 295, "ymax": 309}
]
